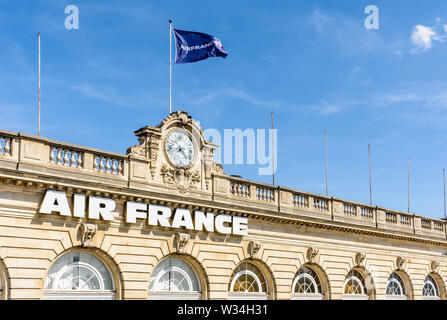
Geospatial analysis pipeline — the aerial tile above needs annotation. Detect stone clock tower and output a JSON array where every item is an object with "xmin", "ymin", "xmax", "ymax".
[{"xmin": 126, "ymin": 111, "xmax": 223, "ymax": 194}]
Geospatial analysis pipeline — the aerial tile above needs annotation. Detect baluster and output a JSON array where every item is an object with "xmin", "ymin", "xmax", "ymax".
[
  {"xmin": 4, "ymin": 139, "xmax": 10, "ymax": 155},
  {"xmin": 57, "ymin": 148, "xmax": 62, "ymax": 165},
  {"xmin": 63, "ymin": 149, "xmax": 68, "ymax": 165},
  {"xmin": 106, "ymin": 157, "xmax": 111, "ymax": 173},
  {"xmin": 115, "ymin": 160, "xmax": 120, "ymax": 174},
  {"xmin": 99, "ymin": 157, "xmax": 105, "ymax": 172},
  {"xmin": 77, "ymin": 153, "xmax": 83, "ymax": 168},
  {"xmin": 50, "ymin": 147, "xmax": 55, "ymax": 163},
  {"xmin": 0, "ymin": 138, "xmax": 3, "ymax": 154},
  {"xmin": 110, "ymin": 159, "xmax": 116, "ymax": 174},
  {"xmin": 94, "ymin": 156, "xmax": 99, "ymax": 171},
  {"xmin": 70, "ymin": 151, "xmax": 76, "ymax": 167},
  {"xmin": 118, "ymin": 160, "xmax": 123, "ymax": 175}
]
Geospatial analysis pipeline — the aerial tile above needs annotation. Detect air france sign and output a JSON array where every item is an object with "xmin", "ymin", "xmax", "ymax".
[{"xmin": 39, "ymin": 190, "xmax": 248, "ymax": 236}]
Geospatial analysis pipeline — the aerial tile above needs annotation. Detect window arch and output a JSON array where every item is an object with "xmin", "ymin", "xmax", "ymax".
[
  {"xmin": 386, "ymin": 272, "xmax": 407, "ymax": 300},
  {"xmin": 343, "ymin": 269, "xmax": 370, "ymax": 300},
  {"xmin": 0, "ymin": 259, "xmax": 8, "ymax": 300},
  {"xmin": 44, "ymin": 250, "xmax": 116, "ymax": 300},
  {"xmin": 291, "ymin": 266, "xmax": 323, "ymax": 300},
  {"xmin": 148, "ymin": 256, "xmax": 201, "ymax": 300},
  {"xmin": 228, "ymin": 261, "xmax": 269, "ymax": 300},
  {"xmin": 422, "ymin": 275, "xmax": 440, "ymax": 300}
]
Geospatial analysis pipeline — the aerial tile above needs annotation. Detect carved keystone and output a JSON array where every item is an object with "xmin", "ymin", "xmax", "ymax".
[
  {"xmin": 248, "ymin": 240, "xmax": 261, "ymax": 259},
  {"xmin": 80, "ymin": 223, "xmax": 98, "ymax": 248},
  {"xmin": 175, "ymin": 233, "xmax": 190, "ymax": 254},
  {"xmin": 355, "ymin": 252, "xmax": 366, "ymax": 267},
  {"xmin": 396, "ymin": 256, "xmax": 406, "ymax": 270},
  {"xmin": 306, "ymin": 247, "xmax": 319, "ymax": 263},
  {"xmin": 431, "ymin": 260, "xmax": 440, "ymax": 273}
]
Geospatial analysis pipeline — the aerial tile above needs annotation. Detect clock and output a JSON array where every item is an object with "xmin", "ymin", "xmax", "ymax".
[{"xmin": 165, "ymin": 130, "xmax": 195, "ymax": 167}]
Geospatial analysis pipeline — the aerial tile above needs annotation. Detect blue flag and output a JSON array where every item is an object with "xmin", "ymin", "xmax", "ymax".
[{"xmin": 173, "ymin": 28, "xmax": 228, "ymax": 64}]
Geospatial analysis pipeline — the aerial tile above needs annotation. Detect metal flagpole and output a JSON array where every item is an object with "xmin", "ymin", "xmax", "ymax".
[
  {"xmin": 271, "ymin": 112, "xmax": 275, "ymax": 185},
  {"xmin": 38, "ymin": 32, "xmax": 41, "ymax": 136},
  {"xmin": 169, "ymin": 20, "xmax": 172, "ymax": 114},
  {"xmin": 408, "ymin": 158, "xmax": 410, "ymax": 213},
  {"xmin": 443, "ymin": 168, "xmax": 446, "ymax": 219},
  {"xmin": 369, "ymin": 144, "xmax": 372, "ymax": 206},
  {"xmin": 325, "ymin": 129, "xmax": 328, "ymax": 196}
]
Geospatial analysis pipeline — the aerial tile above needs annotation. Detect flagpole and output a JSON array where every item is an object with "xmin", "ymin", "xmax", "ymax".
[
  {"xmin": 443, "ymin": 168, "xmax": 446, "ymax": 219},
  {"xmin": 369, "ymin": 144, "xmax": 372, "ymax": 206},
  {"xmin": 408, "ymin": 158, "xmax": 410, "ymax": 213},
  {"xmin": 271, "ymin": 112, "xmax": 275, "ymax": 185},
  {"xmin": 325, "ymin": 129, "xmax": 328, "ymax": 196},
  {"xmin": 38, "ymin": 32, "xmax": 41, "ymax": 136},
  {"xmin": 169, "ymin": 20, "xmax": 172, "ymax": 114}
]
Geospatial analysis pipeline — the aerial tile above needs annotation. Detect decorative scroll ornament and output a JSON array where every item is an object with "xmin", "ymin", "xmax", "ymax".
[
  {"xmin": 80, "ymin": 223, "xmax": 98, "ymax": 248},
  {"xmin": 306, "ymin": 247, "xmax": 319, "ymax": 263},
  {"xmin": 355, "ymin": 252, "xmax": 366, "ymax": 267},
  {"xmin": 161, "ymin": 164, "xmax": 200, "ymax": 193},
  {"xmin": 126, "ymin": 127, "xmax": 161, "ymax": 180},
  {"xmin": 248, "ymin": 240, "xmax": 261, "ymax": 259},
  {"xmin": 431, "ymin": 260, "xmax": 440, "ymax": 274},
  {"xmin": 127, "ymin": 136, "xmax": 147, "ymax": 159},
  {"xmin": 396, "ymin": 256, "xmax": 406, "ymax": 270},
  {"xmin": 175, "ymin": 232, "xmax": 190, "ymax": 254}
]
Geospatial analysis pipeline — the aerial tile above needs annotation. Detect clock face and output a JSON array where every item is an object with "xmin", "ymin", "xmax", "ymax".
[{"xmin": 165, "ymin": 130, "xmax": 195, "ymax": 167}]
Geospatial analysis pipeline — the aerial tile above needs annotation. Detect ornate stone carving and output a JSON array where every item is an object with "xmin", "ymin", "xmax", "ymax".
[
  {"xmin": 202, "ymin": 146, "xmax": 224, "ymax": 190},
  {"xmin": 148, "ymin": 135, "xmax": 160, "ymax": 179},
  {"xmin": 175, "ymin": 232, "xmax": 190, "ymax": 254},
  {"xmin": 126, "ymin": 127, "xmax": 161, "ymax": 180},
  {"xmin": 159, "ymin": 110, "xmax": 193, "ymax": 128},
  {"xmin": 161, "ymin": 164, "xmax": 200, "ymax": 193},
  {"xmin": 396, "ymin": 256, "xmax": 406, "ymax": 270},
  {"xmin": 306, "ymin": 247, "xmax": 319, "ymax": 263},
  {"xmin": 431, "ymin": 260, "xmax": 440, "ymax": 273},
  {"xmin": 127, "ymin": 136, "xmax": 147, "ymax": 159},
  {"xmin": 79, "ymin": 223, "xmax": 98, "ymax": 248},
  {"xmin": 248, "ymin": 240, "xmax": 261, "ymax": 259},
  {"xmin": 355, "ymin": 252, "xmax": 366, "ymax": 267}
]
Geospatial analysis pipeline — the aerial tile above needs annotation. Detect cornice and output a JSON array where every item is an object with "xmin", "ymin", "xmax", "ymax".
[{"xmin": 1, "ymin": 169, "xmax": 446, "ymax": 248}]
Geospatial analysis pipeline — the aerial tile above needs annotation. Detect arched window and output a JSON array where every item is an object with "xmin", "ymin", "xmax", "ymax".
[
  {"xmin": 228, "ymin": 261, "xmax": 268, "ymax": 300},
  {"xmin": 44, "ymin": 250, "xmax": 116, "ymax": 300},
  {"xmin": 291, "ymin": 266, "xmax": 323, "ymax": 300},
  {"xmin": 343, "ymin": 269, "xmax": 369, "ymax": 300},
  {"xmin": 148, "ymin": 257, "xmax": 201, "ymax": 300},
  {"xmin": 386, "ymin": 272, "xmax": 407, "ymax": 300},
  {"xmin": 422, "ymin": 275, "xmax": 440, "ymax": 300}
]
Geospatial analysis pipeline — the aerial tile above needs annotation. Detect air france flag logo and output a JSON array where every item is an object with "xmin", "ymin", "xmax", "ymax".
[{"xmin": 173, "ymin": 28, "xmax": 228, "ymax": 64}]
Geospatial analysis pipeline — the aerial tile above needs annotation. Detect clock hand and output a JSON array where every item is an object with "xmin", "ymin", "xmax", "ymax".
[{"xmin": 180, "ymin": 148, "xmax": 188, "ymax": 159}]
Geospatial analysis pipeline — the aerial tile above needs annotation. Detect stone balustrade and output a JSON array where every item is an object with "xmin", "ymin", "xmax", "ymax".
[
  {"xmin": 93, "ymin": 154, "xmax": 124, "ymax": 175},
  {"xmin": 230, "ymin": 180, "xmax": 251, "ymax": 198},
  {"xmin": 49, "ymin": 145, "xmax": 83, "ymax": 168},
  {"xmin": 292, "ymin": 193, "xmax": 308, "ymax": 208},
  {"xmin": 1, "ymin": 129, "xmax": 447, "ymax": 241},
  {"xmin": 0, "ymin": 130, "xmax": 128, "ymax": 185},
  {"xmin": 0, "ymin": 135, "xmax": 12, "ymax": 157},
  {"xmin": 255, "ymin": 185, "xmax": 275, "ymax": 202}
]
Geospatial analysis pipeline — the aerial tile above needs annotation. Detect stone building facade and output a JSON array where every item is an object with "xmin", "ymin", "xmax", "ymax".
[{"xmin": 0, "ymin": 111, "xmax": 445, "ymax": 300}]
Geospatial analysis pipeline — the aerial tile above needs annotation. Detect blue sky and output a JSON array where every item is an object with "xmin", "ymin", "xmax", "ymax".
[{"xmin": 1, "ymin": 0, "xmax": 447, "ymax": 219}]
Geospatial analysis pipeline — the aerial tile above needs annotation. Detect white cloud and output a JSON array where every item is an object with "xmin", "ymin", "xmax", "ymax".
[
  {"xmin": 410, "ymin": 18, "xmax": 447, "ymax": 53},
  {"xmin": 411, "ymin": 25, "xmax": 438, "ymax": 52}
]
